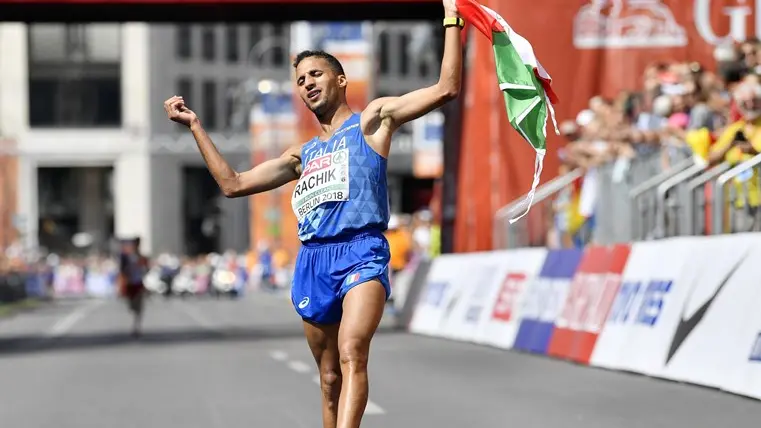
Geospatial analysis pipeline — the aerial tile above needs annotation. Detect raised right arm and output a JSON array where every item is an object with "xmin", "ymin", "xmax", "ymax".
[
  {"xmin": 189, "ymin": 121, "xmax": 302, "ymax": 198},
  {"xmin": 164, "ymin": 95, "xmax": 302, "ymax": 198}
]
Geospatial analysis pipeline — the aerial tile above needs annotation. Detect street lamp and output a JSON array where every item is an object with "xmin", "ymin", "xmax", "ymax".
[{"xmin": 225, "ymin": 35, "xmax": 291, "ymax": 133}]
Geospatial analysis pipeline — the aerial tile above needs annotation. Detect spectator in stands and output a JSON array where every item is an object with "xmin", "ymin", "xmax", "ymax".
[
  {"xmin": 412, "ymin": 209, "xmax": 434, "ymax": 259},
  {"xmin": 385, "ymin": 214, "xmax": 412, "ymax": 278},
  {"xmin": 708, "ymin": 79, "xmax": 761, "ymax": 232}
]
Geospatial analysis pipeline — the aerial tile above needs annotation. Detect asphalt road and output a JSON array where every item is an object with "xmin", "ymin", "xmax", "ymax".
[{"xmin": 2, "ymin": 292, "xmax": 761, "ymax": 428}]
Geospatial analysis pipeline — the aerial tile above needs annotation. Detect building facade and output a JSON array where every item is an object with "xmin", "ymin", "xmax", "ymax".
[{"xmin": 0, "ymin": 21, "xmax": 441, "ymax": 257}]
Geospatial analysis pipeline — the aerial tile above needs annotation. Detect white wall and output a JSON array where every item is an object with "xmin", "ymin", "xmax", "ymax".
[
  {"xmin": 0, "ymin": 24, "xmax": 28, "ymax": 140},
  {"xmin": 114, "ymin": 153, "xmax": 152, "ymax": 251}
]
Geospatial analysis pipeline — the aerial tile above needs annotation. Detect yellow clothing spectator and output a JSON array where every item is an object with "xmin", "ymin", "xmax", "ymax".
[
  {"xmin": 385, "ymin": 228, "xmax": 412, "ymax": 273},
  {"xmin": 273, "ymin": 248, "xmax": 290, "ymax": 269},
  {"xmin": 685, "ymin": 128, "xmax": 714, "ymax": 162},
  {"xmin": 709, "ymin": 118, "xmax": 761, "ymax": 209},
  {"xmin": 429, "ymin": 224, "xmax": 441, "ymax": 258}
]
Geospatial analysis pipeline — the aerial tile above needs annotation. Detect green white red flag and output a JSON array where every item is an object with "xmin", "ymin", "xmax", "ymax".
[{"xmin": 455, "ymin": 0, "xmax": 559, "ymax": 223}]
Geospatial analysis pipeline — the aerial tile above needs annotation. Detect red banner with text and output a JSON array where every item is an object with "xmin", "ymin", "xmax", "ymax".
[{"xmin": 455, "ymin": 0, "xmax": 756, "ymax": 252}]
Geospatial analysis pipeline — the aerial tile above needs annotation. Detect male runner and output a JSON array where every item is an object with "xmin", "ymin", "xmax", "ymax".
[
  {"xmin": 163, "ymin": 2, "xmax": 463, "ymax": 426},
  {"xmin": 119, "ymin": 237, "xmax": 148, "ymax": 338}
]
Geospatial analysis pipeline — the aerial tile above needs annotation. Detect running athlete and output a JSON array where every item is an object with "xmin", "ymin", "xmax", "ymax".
[
  {"xmin": 163, "ymin": 2, "xmax": 463, "ymax": 426},
  {"xmin": 118, "ymin": 237, "xmax": 149, "ymax": 338}
]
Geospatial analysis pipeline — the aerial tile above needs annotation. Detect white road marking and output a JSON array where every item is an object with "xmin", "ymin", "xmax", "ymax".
[
  {"xmin": 46, "ymin": 300, "xmax": 103, "ymax": 338},
  {"xmin": 287, "ymin": 360, "xmax": 312, "ymax": 373},
  {"xmin": 364, "ymin": 401, "xmax": 385, "ymax": 415},
  {"xmin": 269, "ymin": 348, "xmax": 386, "ymax": 416},
  {"xmin": 270, "ymin": 350, "xmax": 289, "ymax": 361}
]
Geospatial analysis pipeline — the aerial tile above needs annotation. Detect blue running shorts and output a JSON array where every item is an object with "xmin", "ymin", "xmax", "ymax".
[{"xmin": 291, "ymin": 230, "xmax": 391, "ymax": 324}]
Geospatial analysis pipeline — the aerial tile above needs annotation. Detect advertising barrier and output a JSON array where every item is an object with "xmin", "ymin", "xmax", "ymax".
[
  {"xmin": 513, "ymin": 249, "xmax": 581, "ymax": 355},
  {"xmin": 547, "ymin": 244, "xmax": 630, "ymax": 364},
  {"xmin": 476, "ymin": 249, "xmax": 547, "ymax": 349},
  {"xmin": 408, "ymin": 233, "xmax": 761, "ymax": 401},
  {"xmin": 590, "ymin": 239, "xmax": 694, "ymax": 375}
]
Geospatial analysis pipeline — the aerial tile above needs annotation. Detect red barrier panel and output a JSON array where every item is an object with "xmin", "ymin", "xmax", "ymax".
[{"xmin": 547, "ymin": 244, "xmax": 631, "ymax": 364}]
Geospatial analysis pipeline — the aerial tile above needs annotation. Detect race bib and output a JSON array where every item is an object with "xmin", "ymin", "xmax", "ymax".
[{"xmin": 291, "ymin": 149, "xmax": 350, "ymax": 221}]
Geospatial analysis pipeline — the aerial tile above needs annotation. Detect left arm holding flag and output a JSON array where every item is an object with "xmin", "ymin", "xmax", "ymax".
[{"xmin": 360, "ymin": 0, "xmax": 463, "ymax": 155}]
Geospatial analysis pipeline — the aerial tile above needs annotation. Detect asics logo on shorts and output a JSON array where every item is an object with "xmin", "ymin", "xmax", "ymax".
[{"xmin": 298, "ymin": 297, "xmax": 310, "ymax": 309}]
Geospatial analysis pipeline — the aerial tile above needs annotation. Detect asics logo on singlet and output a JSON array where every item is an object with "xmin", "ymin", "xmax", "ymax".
[{"xmin": 298, "ymin": 297, "xmax": 310, "ymax": 309}]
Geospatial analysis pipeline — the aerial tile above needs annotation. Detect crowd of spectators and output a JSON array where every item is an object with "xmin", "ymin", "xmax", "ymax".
[
  {"xmin": 550, "ymin": 39, "xmax": 761, "ymax": 247},
  {"xmin": 0, "ymin": 204, "xmax": 439, "ymax": 304}
]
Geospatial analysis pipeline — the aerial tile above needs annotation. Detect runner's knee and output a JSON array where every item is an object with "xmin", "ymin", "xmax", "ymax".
[
  {"xmin": 339, "ymin": 339, "xmax": 369, "ymax": 371},
  {"xmin": 320, "ymin": 368, "xmax": 341, "ymax": 401},
  {"xmin": 321, "ymin": 368, "xmax": 341, "ymax": 389}
]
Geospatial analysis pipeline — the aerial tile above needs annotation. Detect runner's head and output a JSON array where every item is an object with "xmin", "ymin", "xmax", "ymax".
[{"xmin": 293, "ymin": 50, "xmax": 347, "ymax": 117}]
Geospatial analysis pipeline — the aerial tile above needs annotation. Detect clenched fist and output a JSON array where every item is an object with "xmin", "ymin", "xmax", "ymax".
[{"xmin": 164, "ymin": 96, "xmax": 199, "ymax": 128}]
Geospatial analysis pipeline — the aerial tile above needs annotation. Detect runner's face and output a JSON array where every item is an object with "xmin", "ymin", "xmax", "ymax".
[{"xmin": 295, "ymin": 57, "xmax": 345, "ymax": 115}]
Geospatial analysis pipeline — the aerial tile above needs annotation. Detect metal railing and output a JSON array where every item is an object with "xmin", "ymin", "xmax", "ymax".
[
  {"xmin": 492, "ymin": 145, "xmax": 761, "ymax": 250},
  {"xmin": 655, "ymin": 159, "xmax": 708, "ymax": 238},
  {"xmin": 629, "ymin": 157, "xmax": 695, "ymax": 241},
  {"xmin": 713, "ymin": 153, "xmax": 761, "ymax": 235},
  {"xmin": 493, "ymin": 168, "xmax": 583, "ymax": 249},
  {"xmin": 684, "ymin": 163, "xmax": 730, "ymax": 236}
]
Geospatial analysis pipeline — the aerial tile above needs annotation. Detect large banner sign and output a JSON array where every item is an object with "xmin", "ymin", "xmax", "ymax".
[
  {"xmin": 410, "ymin": 232, "xmax": 761, "ymax": 401},
  {"xmin": 455, "ymin": 0, "xmax": 761, "ymax": 253},
  {"xmin": 249, "ymin": 90, "xmax": 298, "ymax": 255},
  {"xmin": 0, "ymin": 139, "xmax": 18, "ymax": 252}
]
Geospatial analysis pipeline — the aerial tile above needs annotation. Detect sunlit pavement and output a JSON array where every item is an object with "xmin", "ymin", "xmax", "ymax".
[{"xmin": 1, "ymin": 292, "xmax": 760, "ymax": 428}]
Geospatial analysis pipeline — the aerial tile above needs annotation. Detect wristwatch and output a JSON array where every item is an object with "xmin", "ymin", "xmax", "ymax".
[{"xmin": 443, "ymin": 17, "xmax": 465, "ymax": 28}]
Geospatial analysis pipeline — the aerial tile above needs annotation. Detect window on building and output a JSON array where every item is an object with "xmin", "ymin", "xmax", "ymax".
[
  {"xmin": 28, "ymin": 24, "xmax": 122, "ymax": 127},
  {"xmin": 202, "ymin": 25, "xmax": 216, "ymax": 62},
  {"xmin": 176, "ymin": 77, "xmax": 193, "ymax": 132},
  {"xmin": 271, "ymin": 24, "xmax": 286, "ymax": 67},
  {"xmin": 224, "ymin": 80, "xmax": 239, "ymax": 129},
  {"xmin": 378, "ymin": 31, "xmax": 390, "ymax": 75},
  {"xmin": 248, "ymin": 25, "xmax": 263, "ymax": 63},
  {"xmin": 177, "ymin": 78, "xmax": 193, "ymax": 105},
  {"xmin": 176, "ymin": 25, "xmax": 192, "ymax": 59},
  {"xmin": 226, "ymin": 26, "xmax": 239, "ymax": 63},
  {"xmin": 203, "ymin": 81, "xmax": 217, "ymax": 130},
  {"xmin": 399, "ymin": 33, "xmax": 410, "ymax": 76}
]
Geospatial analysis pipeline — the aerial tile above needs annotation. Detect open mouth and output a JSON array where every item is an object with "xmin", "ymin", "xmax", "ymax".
[{"xmin": 307, "ymin": 89, "xmax": 321, "ymax": 101}]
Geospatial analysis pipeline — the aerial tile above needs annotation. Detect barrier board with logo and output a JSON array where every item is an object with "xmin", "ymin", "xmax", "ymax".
[
  {"xmin": 407, "ymin": 233, "xmax": 761, "ymax": 402},
  {"xmin": 546, "ymin": 244, "xmax": 631, "ymax": 364},
  {"xmin": 436, "ymin": 253, "xmax": 503, "ymax": 343},
  {"xmin": 476, "ymin": 248, "xmax": 548, "ymax": 349},
  {"xmin": 409, "ymin": 253, "xmax": 482, "ymax": 337},
  {"xmin": 512, "ymin": 249, "xmax": 583, "ymax": 355},
  {"xmin": 657, "ymin": 234, "xmax": 761, "ymax": 391},
  {"xmin": 589, "ymin": 239, "xmax": 695, "ymax": 375}
]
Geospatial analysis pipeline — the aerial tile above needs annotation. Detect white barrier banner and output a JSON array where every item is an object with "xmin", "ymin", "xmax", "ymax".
[
  {"xmin": 589, "ymin": 238, "xmax": 694, "ymax": 375},
  {"xmin": 475, "ymin": 249, "xmax": 548, "ymax": 349},
  {"xmin": 658, "ymin": 233, "xmax": 761, "ymax": 393},
  {"xmin": 729, "ymin": 309, "xmax": 761, "ymax": 399},
  {"xmin": 436, "ymin": 254, "xmax": 501, "ymax": 342},
  {"xmin": 436, "ymin": 249, "xmax": 548, "ymax": 345},
  {"xmin": 409, "ymin": 253, "xmax": 481, "ymax": 337}
]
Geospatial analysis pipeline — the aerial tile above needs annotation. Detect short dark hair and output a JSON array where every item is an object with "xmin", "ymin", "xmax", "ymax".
[{"xmin": 293, "ymin": 50, "xmax": 345, "ymax": 76}]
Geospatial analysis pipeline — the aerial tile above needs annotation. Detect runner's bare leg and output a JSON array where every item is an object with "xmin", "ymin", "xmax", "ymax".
[
  {"xmin": 335, "ymin": 280, "xmax": 386, "ymax": 428},
  {"xmin": 304, "ymin": 321, "xmax": 342, "ymax": 428}
]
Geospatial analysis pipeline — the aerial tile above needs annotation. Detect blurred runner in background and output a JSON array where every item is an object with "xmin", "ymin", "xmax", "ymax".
[{"xmin": 118, "ymin": 238, "xmax": 149, "ymax": 338}]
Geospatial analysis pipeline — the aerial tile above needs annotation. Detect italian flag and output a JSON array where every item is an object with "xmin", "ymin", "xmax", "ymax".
[{"xmin": 456, "ymin": 0, "xmax": 559, "ymax": 223}]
